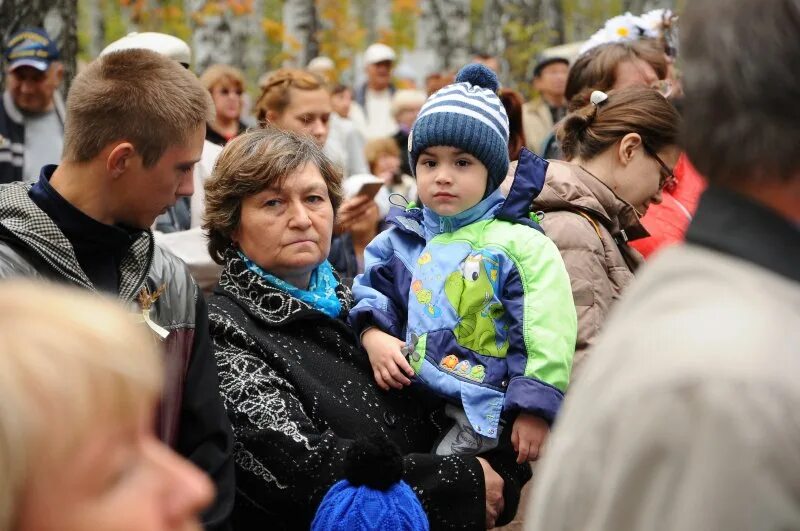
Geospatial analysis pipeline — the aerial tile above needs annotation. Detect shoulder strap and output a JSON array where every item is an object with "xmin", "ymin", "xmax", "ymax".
[{"xmin": 569, "ymin": 208, "xmax": 604, "ymax": 242}]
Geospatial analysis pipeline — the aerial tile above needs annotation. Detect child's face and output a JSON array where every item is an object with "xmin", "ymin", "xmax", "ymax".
[{"xmin": 416, "ymin": 146, "xmax": 488, "ymax": 216}]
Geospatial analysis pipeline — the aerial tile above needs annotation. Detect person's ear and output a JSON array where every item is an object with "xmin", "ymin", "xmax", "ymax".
[
  {"xmin": 52, "ymin": 62, "xmax": 64, "ymax": 83},
  {"xmin": 106, "ymin": 142, "xmax": 137, "ymax": 179},
  {"xmin": 266, "ymin": 109, "xmax": 280, "ymax": 124},
  {"xmin": 617, "ymin": 133, "xmax": 642, "ymax": 167}
]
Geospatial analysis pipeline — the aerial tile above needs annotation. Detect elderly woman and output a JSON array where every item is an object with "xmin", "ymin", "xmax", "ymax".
[
  {"xmin": 200, "ymin": 64, "xmax": 248, "ymax": 146},
  {"xmin": 204, "ymin": 128, "xmax": 530, "ymax": 530}
]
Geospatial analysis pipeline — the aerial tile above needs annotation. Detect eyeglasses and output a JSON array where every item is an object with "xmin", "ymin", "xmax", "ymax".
[{"xmin": 642, "ymin": 141, "xmax": 675, "ymax": 189}]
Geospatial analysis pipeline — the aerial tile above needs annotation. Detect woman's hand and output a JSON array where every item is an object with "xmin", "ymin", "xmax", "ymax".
[
  {"xmin": 361, "ymin": 328, "xmax": 414, "ymax": 391},
  {"xmin": 511, "ymin": 412, "xmax": 550, "ymax": 463},
  {"xmin": 335, "ymin": 195, "xmax": 377, "ymax": 234},
  {"xmin": 477, "ymin": 457, "xmax": 505, "ymax": 529}
]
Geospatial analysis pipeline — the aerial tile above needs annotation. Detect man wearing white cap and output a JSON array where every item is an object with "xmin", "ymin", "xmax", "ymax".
[
  {"xmin": 1, "ymin": 28, "xmax": 65, "ymax": 183},
  {"xmin": 353, "ymin": 43, "xmax": 398, "ymax": 140}
]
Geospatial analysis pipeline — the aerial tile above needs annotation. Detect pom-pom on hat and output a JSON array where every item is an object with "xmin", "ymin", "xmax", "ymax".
[
  {"xmin": 409, "ymin": 63, "xmax": 510, "ymax": 196},
  {"xmin": 311, "ymin": 435, "xmax": 429, "ymax": 531}
]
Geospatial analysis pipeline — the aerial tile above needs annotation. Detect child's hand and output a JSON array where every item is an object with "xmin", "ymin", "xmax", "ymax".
[
  {"xmin": 511, "ymin": 412, "xmax": 550, "ymax": 464},
  {"xmin": 361, "ymin": 328, "xmax": 415, "ymax": 391}
]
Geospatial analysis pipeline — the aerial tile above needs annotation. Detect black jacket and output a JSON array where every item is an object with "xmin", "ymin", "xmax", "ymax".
[
  {"xmin": 0, "ymin": 181, "xmax": 235, "ymax": 530},
  {"xmin": 208, "ymin": 249, "xmax": 531, "ymax": 530}
]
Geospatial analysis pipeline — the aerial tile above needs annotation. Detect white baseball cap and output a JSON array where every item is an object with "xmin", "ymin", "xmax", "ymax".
[
  {"xmin": 307, "ymin": 56, "xmax": 335, "ymax": 73},
  {"xmin": 100, "ymin": 32, "xmax": 191, "ymax": 67},
  {"xmin": 364, "ymin": 43, "xmax": 396, "ymax": 66}
]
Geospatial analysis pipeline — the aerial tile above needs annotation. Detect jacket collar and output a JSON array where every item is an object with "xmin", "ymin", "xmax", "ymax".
[
  {"xmin": 3, "ymin": 89, "xmax": 66, "ymax": 126},
  {"xmin": 421, "ymin": 188, "xmax": 505, "ymax": 236},
  {"xmin": 534, "ymin": 160, "xmax": 649, "ymax": 242},
  {"xmin": 0, "ymin": 177, "xmax": 152, "ymax": 300},
  {"xmin": 686, "ymin": 185, "xmax": 800, "ymax": 283},
  {"xmin": 217, "ymin": 248, "xmax": 353, "ymax": 326}
]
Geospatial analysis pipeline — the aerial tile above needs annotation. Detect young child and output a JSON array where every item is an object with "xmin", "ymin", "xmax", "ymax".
[{"xmin": 349, "ymin": 64, "xmax": 577, "ymax": 462}]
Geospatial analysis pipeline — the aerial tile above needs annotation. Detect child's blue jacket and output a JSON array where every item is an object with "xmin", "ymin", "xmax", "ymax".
[{"xmin": 349, "ymin": 150, "xmax": 577, "ymax": 437}]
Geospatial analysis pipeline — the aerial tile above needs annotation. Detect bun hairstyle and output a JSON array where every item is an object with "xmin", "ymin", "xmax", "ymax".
[{"xmin": 557, "ymin": 86, "xmax": 680, "ymax": 162}]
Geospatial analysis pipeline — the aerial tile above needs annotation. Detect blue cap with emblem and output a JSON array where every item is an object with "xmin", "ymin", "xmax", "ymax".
[{"xmin": 5, "ymin": 28, "xmax": 60, "ymax": 72}]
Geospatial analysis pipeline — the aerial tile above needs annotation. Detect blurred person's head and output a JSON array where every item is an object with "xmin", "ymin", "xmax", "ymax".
[
  {"xmin": 255, "ymin": 69, "xmax": 331, "ymax": 147},
  {"xmin": 307, "ymin": 56, "xmax": 336, "ymax": 84},
  {"xmin": 364, "ymin": 43, "xmax": 396, "ymax": 91},
  {"xmin": 681, "ymin": 0, "xmax": 800, "ymax": 209},
  {"xmin": 100, "ymin": 32, "xmax": 191, "ymax": 67},
  {"xmin": 330, "ymin": 84, "xmax": 353, "ymax": 118},
  {"xmin": 365, "ymin": 137, "xmax": 402, "ymax": 182},
  {"xmin": 499, "ymin": 88, "xmax": 527, "ymax": 161},
  {"xmin": 61, "ymin": 49, "xmax": 213, "ymax": 229},
  {"xmin": 4, "ymin": 28, "xmax": 63, "ymax": 113},
  {"xmin": 471, "ymin": 52, "xmax": 500, "ymax": 74},
  {"xmin": 204, "ymin": 128, "xmax": 343, "ymax": 288},
  {"xmin": 532, "ymin": 57, "xmax": 569, "ymax": 106},
  {"xmin": 557, "ymin": 87, "xmax": 681, "ymax": 216},
  {"xmin": 1, "ymin": 280, "xmax": 213, "ymax": 531},
  {"xmin": 391, "ymin": 89, "xmax": 427, "ymax": 130},
  {"xmin": 424, "ymin": 72, "xmax": 454, "ymax": 96},
  {"xmin": 199, "ymin": 64, "xmax": 246, "ymax": 126},
  {"xmin": 565, "ymin": 40, "xmax": 668, "ymax": 110}
]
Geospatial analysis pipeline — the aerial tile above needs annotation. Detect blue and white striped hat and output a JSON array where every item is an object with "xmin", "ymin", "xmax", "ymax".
[{"xmin": 409, "ymin": 64, "xmax": 510, "ymax": 195}]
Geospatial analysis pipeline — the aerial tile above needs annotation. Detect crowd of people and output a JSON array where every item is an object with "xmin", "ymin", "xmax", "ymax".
[{"xmin": 0, "ymin": 0, "xmax": 798, "ymax": 529}]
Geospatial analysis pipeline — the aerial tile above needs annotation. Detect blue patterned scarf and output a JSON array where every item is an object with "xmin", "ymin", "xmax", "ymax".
[{"xmin": 238, "ymin": 251, "xmax": 342, "ymax": 319}]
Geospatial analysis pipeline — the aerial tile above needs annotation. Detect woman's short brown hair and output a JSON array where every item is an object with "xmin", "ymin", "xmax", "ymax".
[
  {"xmin": 364, "ymin": 137, "xmax": 400, "ymax": 173},
  {"xmin": 199, "ymin": 64, "xmax": 245, "ymax": 93},
  {"xmin": 557, "ymin": 87, "xmax": 680, "ymax": 162},
  {"xmin": 204, "ymin": 127, "xmax": 343, "ymax": 263},
  {"xmin": 565, "ymin": 40, "xmax": 668, "ymax": 111},
  {"xmin": 254, "ymin": 68, "xmax": 327, "ymax": 124}
]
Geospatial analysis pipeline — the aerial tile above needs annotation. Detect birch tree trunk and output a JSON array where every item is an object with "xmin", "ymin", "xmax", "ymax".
[
  {"xmin": 0, "ymin": 0, "xmax": 78, "ymax": 92},
  {"xmin": 282, "ymin": 0, "xmax": 319, "ymax": 67},
  {"xmin": 185, "ymin": 0, "xmax": 255, "ymax": 74},
  {"xmin": 418, "ymin": 0, "xmax": 471, "ymax": 71}
]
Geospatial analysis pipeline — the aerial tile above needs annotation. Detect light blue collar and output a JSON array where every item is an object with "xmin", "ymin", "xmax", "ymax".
[
  {"xmin": 237, "ymin": 251, "xmax": 342, "ymax": 319},
  {"xmin": 422, "ymin": 188, "xmax": 505, "ymax": 236}
]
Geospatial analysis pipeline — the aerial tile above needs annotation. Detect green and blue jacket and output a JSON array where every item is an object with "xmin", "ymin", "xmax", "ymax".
[{"xmin": 350, "ymin": 150, "xmax": 577, "ymax": 438}]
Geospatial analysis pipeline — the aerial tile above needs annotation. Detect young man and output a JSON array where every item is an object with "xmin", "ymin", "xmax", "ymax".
[
  {"xmin": 527, "ymin": 0, "xmax": 800, "ymax": 529},
  {"xmin": 0, "ymin": 49, "xmax": 234, "ymax": 530},
  {"xmin": 0, "ymin": 28, "xmax": 65, "ymax": 183}
]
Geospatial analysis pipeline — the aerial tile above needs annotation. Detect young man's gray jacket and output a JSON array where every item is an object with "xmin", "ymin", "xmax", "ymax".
[{"xmin": 0, "ymin": 181, "xmax": 235, "ymax": 530}]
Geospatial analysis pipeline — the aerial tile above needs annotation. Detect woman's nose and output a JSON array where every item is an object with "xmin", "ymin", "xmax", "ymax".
[
  {"xmin": 147, "ymin": 439, "xmax": 214, "ymax": 525},
  {"xmin": 287, "ymin": 200, "xmax": 313, "ymax": 228}
]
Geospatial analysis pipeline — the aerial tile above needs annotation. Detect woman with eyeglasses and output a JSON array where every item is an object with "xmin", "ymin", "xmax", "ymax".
[
  {"xmin": 200, "ymin": 64, "xmax": 249, "ymax": 146},
  {"xmin": 531, "ymin": 87, "xmax": 681, "ymax": 379}
]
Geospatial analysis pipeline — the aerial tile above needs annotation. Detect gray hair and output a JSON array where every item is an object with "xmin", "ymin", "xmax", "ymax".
[{"xmin": 681, "ymin": 0, "xmax": 800, "ymax": 185}]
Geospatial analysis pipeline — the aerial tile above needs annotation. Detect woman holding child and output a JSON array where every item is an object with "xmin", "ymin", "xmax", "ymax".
[{"xmin": 204, "ymin": 127, "xmax": 531, "ymax": 530}]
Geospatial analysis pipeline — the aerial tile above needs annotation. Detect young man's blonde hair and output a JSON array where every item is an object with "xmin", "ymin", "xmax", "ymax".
[
  {"xmin": 199, "ymin": 63, "xmax": 246, "ymax": 93},
  {"xmin": 0, "ymin": 280, "xmax": 163, "ymax": 530},
  {"xmin": 62, "ymin": 48, "xmax": 214, "ymax": 167}
]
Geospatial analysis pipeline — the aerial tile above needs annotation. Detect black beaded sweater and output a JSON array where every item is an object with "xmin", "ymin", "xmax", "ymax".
[{"xmin": 208, "ymin": 251, "xmax": 531, "ymax": 530}]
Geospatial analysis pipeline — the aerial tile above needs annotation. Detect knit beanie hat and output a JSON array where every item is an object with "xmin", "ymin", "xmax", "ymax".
[
  {"xmin": 409, "ymin": 63, "xmax": 510, "ymax": 195},
  {"xmin": 311, "ymin": 436, "xmax": 429, "ymax": 531}
]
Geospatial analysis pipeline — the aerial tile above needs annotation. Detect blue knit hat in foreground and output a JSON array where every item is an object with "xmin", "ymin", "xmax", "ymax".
[
  {"xmin": 409, "ymin": 63, "xmax": 510, "ymax": 195},
  {"xmin": 311, "ymin": 435, "xmax": 429, "ymax": 531}
]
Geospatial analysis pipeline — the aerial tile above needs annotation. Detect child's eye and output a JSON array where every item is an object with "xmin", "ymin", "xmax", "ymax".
[
  {"xmin": 455, "ymin": 159, "xmax": 471, "ymax": 167},
  {"xmin": 421, "ymin": 160, "xmax": 436, "ymax": 168}
]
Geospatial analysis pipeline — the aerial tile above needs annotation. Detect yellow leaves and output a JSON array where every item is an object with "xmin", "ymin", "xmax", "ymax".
[{"xmin": 261, "ymin": 17, "xmax": 284, "ymax": 41}]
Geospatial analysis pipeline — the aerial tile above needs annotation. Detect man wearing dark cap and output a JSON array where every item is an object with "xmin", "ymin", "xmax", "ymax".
[
  {"xmin": 522, "ymin": 56, "xmax": 569, "ymax": 155},
  {"xmin": 1, "ymin": 28, "xmax": 65, "ymax": 183}
]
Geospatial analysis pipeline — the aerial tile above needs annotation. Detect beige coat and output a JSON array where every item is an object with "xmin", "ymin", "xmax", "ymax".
[
  {"xmin": 532, "ymin": 161, "xmax": 646, "ymax": 378},
  {"xmin": 525, "ymin": 240, "xmax": 800, "ymax": 530},
  {"xmin": 522, "ymin": 99, "xmax": 554, "ymax": 156}
]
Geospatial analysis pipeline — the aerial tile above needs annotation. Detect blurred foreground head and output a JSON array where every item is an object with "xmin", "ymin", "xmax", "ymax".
[
  {"xmin": 0, "ymin": 281, "xmax": 213, "ymax": 531},
  {"xmin": 681, "ymin": 0, "xmax": 800, "ymax": 188}
]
